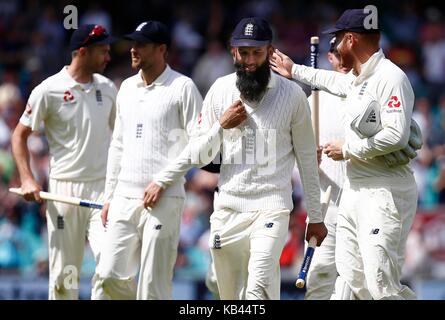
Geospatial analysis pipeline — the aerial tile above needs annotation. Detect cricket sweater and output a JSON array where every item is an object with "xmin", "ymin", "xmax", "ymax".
[
  {"xmin": 103, "ymin": 65, "xmax": 203, "ymax": 202},
  {"xmin": 155, "ymin": 72, "xmax": 323, "ymax": 223}
]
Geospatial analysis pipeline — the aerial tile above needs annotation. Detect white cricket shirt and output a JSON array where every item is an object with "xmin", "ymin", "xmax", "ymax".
[{"xmin": 20, "ymin": 66, "xmax": 117, "ymax": 181}]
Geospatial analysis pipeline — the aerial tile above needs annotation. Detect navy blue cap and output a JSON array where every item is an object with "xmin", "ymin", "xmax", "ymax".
[
  {"xmin": 322, "ymin": 9, "xmax": 380, "ymax": 34},
  {"xmin": 230, "ymin": 17, "xmax": 273, "ymax": 47},
  {"xmin": 124, "ymin": 21, "xmax": 171, "ymax": 47},
  {"xmin": 69, "ymin": 24, "xmax": 114, "ymax": 51}
]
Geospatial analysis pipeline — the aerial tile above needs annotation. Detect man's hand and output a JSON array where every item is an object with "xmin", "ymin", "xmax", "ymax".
[
  {"xmin": 219, "ymin": 100, "xmax": 247, "ymax": 129},
  {"xmin": 306, "ymin": 222, "xmax": 328, "ymax": 246},
  {"xmin": 269, "ymin": 49, "xmax": 294, "ymax": 79},
  {"xmin": 143, "ymin": 181, "xmax": 164, "ymax": 209},
  {"xmin": 324, "ymin": 140, "xmax": 345, "ymax": 161},
  {"xmin": 20, "ymin": 178, "xmax": 42, "ymax": 203},
  {"xmin": 101, "ymin": 203, "xmax": 110, "ymax": 228}
]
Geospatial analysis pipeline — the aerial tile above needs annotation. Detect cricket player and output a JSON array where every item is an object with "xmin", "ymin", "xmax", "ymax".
[
  {"xmin": 304, "ymin": 38, "xmax": 351, "ymax": 300},
  {"xmin": 11, "ymin": 25, "xmax": 117, "ymax": 300},
  {"xmin": 93, "ymin": 21, "xmax": 203, "ymax": 300},
  {"xmin": 270, "ymin": 9, "xmax": 421, "ymax": 299},
  {"xmin": 143, "ymin": 17, "xmax": 328, "ymax": 300}
]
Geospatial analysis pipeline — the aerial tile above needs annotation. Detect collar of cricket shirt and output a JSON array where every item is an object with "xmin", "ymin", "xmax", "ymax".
[
  {"xmin": 267, "ymin": 71, "xmax": 277, "ymax": 89},
  {"xmin": 61, "ymin": 66, "xmax": 97, "ymax": 91},
  {"xmin": 353, "ymin": 48, "xmax": 384, "ymax": 86},
  {"xmin": 136, "ymin": 64, "xmax": 171, "ymax": 88}
]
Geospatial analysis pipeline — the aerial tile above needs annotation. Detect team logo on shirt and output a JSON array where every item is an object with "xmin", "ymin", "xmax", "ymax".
[
  {"xmin": 63, "ymin": 90, "xmax": 75, "ymax": 103},
  {"xmin": 25, "ymin": 103, "xmax": 32, "ymax": 115},
  {"xmin": 136, "ymin": 123, "xmax": 143, "ymax": 138},
  {"xmin": 96, "ymin": 89, "xmax": 103, "ymax": 104},
  {"xmin": 358, "ymin": 81, "xmax": 368, "ymax": 96}
]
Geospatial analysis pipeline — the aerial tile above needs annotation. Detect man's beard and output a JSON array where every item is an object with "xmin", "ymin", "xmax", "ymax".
[
  {"xmin": 337, "ymin": 46, "xmax": 354, "ymax": 71},
  {"xmin": 235, "ymin": 59, "xmax": 271, "ymax": 102}
]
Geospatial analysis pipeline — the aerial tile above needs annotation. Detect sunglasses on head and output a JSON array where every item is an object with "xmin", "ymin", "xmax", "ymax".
[{"xmin": 81, "ymin": 25, "xmax": 107, "ymax": 47}]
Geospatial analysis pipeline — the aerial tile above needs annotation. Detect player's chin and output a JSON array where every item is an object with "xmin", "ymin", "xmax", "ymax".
[
  {"xmin": 97, "ymin": 64, "xmax": 107, "ymax": 73},
  {"xmin": 131, "ymin": 61, "xmax": 141, "ymax": 69}
]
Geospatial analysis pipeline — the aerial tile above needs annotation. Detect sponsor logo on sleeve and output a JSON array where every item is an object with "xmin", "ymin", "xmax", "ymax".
[
  {"xmin": 386, "ymin": 96, "xmax": 402, "ymax": 113},
  {"xmin": 25, "ymin": 103, "xmax": 32, "ymax": 115}
]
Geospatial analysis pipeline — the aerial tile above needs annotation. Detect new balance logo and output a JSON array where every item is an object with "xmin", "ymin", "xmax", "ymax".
[
  {"xmin": 154, "ymin": 224, "xmax": 162, "ymax": 230},
  {"xmin": 370, "ymin": 228, "xmax": 380, "ymax": 235},
  {"xmin": 265, "ymin": 222, "xmax": 274, "ymax": 228},
  {"xmin": 366, "ymin": 110, "xmax": 376, "ymax": 123},
  {"xmin": 244, "ymin": 23, "xmax": 254, "ymax": 36}
]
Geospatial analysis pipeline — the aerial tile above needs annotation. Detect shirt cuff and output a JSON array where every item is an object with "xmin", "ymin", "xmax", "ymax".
[
  {"xmin": 342, "ymin": 143, "xmax": 350, "ymax": 160},
  {"xmin": 291, "ymin": 63, "xmax": 299, "ymax": 80},
  {"xmin": 153, "ymin": 180, "xmax": 166, "ymax": 190}
]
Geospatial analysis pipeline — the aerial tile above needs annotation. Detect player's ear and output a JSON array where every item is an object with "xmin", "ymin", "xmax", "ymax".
[
  {"xmin": 159, "ymin": 43, "xmax": 167, "ymax": 54},
  {"xmin": 230, "ymin": 47, "xmax": 237, "ymax": 61},
  {"xmin": 78, "ymin": 47, "xmax": 88, "ymax": 57},
  {"xmin": 267, "ymin": 45, "xmax": 274, "ymax": 57},
  {"xmin": 327, "ymin": 52, "xmax": 334, "ymax": 64}
]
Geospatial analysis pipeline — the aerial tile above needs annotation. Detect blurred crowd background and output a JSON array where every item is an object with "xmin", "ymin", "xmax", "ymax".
[{"xmin": 0, "ymin": 0, "xmax": 445, "ymax": 299}]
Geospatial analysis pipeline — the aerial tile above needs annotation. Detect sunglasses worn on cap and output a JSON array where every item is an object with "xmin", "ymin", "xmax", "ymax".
[{"xmin": 81, "ymin": 25, "xmax": 107, "ymax": 47}]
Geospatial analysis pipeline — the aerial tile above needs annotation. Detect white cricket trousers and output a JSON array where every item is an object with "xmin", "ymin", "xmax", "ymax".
[
  {"xmin": 47, "ymin": 178, "xmax": 105, "ymax": 300},
  {"xmin": 209, "ymin": 208, "xmax": 290, "ymax": 300},
  {"xmin": 305, "ymin": 201, "xmax": 338, "ymax": 300},
  {"xmin": 332, "ymin": 175, "xmax": 417, "ymax": 300},
  {"xmin": 93, "ymin": 195, "xmax": 184, "ymax": 300}
]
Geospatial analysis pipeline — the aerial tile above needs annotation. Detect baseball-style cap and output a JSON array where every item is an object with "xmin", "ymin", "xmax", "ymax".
[
  {"xmin": 124, "ymin": 21, "xmax": 171, "ymax": 47},
  {"xmin": 69, "ymin": 24, "xmax": 114, "ymax": 51},
  {"xmin": 230, "ymin": 17, "xmax": 273, "ymax": 47},
  {"xmin": 322, "ymin": 9, "xmax": 380, "ymax": 34}
]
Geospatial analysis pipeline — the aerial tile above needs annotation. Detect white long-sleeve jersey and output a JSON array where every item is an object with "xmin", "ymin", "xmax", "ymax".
[
  {"xmin": 103, "ymin": 65, "xmax": 202, "ymax": 202},
  {"xmin": 154, "ymin": 72, "xmax": 323, "ymax": 223},
  {"xmin": 309, "ymin": 90, "xmax": 347, "ymax": 202},
  {"xmin": 292, "ymin": 49, "xmax": 414, "ymax": 179}
]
